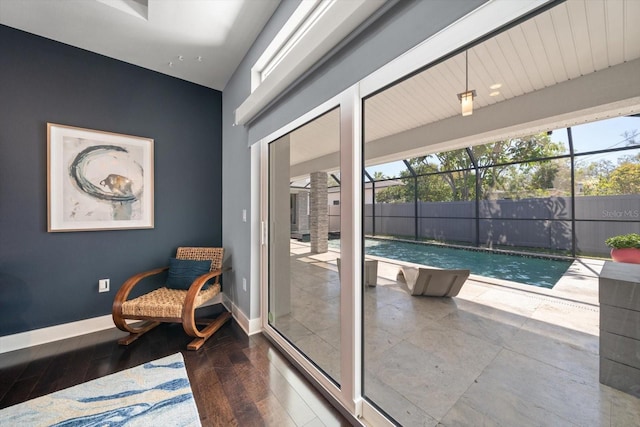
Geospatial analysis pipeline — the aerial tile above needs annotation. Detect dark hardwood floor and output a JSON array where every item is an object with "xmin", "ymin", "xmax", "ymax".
[{"xmin": 0, "ymin": 313, "xmax": 353, "ymax": 426}]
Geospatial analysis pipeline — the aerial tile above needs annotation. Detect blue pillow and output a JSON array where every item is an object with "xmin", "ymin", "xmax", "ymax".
[{"xmin": 166, "ymin": 258, "xmax": 212, "ymax": 290}]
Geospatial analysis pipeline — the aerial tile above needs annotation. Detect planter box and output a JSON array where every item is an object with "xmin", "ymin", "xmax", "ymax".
[
  {"xmin": 610, "ymin": 247, "xmax": 640, "ymax": 264},
  {"xmin": 599, "ymin": 261, "xmax": 640, "ymax": 397}
]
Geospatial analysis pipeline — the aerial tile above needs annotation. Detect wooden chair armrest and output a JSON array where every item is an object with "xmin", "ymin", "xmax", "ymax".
[
  {"xmin": 185, "ymin": 269, "xmax": 223, "ymax": 300},
  {"xmin": 182, "ymin": 268, "xmax": 228, "ymax": 323},
  {"xmin": 182, "ymin": 268, "xmax": 231, "ymax": 344}
]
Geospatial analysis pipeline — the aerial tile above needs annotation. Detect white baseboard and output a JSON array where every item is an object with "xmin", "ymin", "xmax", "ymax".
[
  {"xmin": 0, "ymin": 295, "xmax": 262, "ymax": 354},
  {"xmin": 222, "ymin": 294, "xmax": 262, "ymax": 336},
  {"xmin": 0, "ymin": 314, "xmax": 117, "ymax": 354}
]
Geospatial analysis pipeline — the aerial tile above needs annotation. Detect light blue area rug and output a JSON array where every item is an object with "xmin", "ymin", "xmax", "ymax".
[{"xmin": 0, "ymin": 353, "xmax": 201, "ymax": 426}]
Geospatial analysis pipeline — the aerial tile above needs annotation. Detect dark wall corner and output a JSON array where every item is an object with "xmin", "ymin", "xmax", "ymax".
[{"xmin": 0, "ymin": 24, "xmax": 223, "ymax": 336}]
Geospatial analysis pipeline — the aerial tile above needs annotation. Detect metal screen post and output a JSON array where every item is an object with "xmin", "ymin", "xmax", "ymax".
[
  {"xmin": 403, "ymin": 160, "xmax": 418, "ymax": 241},
  {"xmin": 371, "ymin": 182, "xmax": 376, "ymax": 236},
  {"xmin": 466, "ymin": 148, "xmax": 480, "ymax": 247},
  {"xmin": 567, "ymin": 127, "xmax": 576, "ymax": 258},
  {"xmin": 364, "ymin": 170, "xmax": 375, "ymax": 236}
]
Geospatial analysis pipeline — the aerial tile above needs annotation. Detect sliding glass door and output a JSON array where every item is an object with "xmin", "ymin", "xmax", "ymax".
[
  {"xmin": 258, "ymin": 3, "xmax": 575, "ymax": 424},
  {"xmin": 267, "ymin": 108, "xmax": 343, "ymax": 385}
]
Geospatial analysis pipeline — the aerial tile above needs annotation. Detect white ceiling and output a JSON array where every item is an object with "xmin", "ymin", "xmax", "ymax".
[
  {"xmin": 365, "ymin": 0, "xmax": 640, "ymax": 143},
  {"xmin": 289, "ymin": 0, "xmax": 640, "ymax": 173},
  {"xmin": 0, "ymin": 0, "xmax": 280, "ymax": 90}
]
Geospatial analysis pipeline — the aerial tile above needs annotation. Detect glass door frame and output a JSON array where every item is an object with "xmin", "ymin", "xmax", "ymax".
[
  {"xmin": 258, "ymin": 88, "xmax": 364, "ymax": 415},
  {"xmin": 255, "ymin": 1, "xmax": 552, "ymax": 423}
]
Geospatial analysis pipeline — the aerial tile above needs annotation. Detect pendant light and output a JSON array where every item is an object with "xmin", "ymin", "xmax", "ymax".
[{"xmin": 457, "ymin": 50, "xmax": 476, "ymax": 117}]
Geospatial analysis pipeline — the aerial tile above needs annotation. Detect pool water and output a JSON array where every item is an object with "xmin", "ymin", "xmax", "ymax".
[{"xmin": 331, "ymin": 238, "xmax": 572, "ymax": 289}]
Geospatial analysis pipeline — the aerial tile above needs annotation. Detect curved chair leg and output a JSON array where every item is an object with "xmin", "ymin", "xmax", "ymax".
[
  {"xmin": 184, "ymin": 311, "xmax": 232, "ymax": 350},
  {"xmin": 113, "ymin": 317, "xmax": 161, "ymax": 346}
]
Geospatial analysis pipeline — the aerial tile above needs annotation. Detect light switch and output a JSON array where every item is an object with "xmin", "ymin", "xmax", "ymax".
[{"xmin": 242, "ymin": 209, "xmax": 247, "ymax": 222}]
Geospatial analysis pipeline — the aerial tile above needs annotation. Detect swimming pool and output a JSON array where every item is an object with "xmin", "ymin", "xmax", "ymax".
[{"xmin": 331, "ymin": 238, "xmax": 572, "ymax": 289}]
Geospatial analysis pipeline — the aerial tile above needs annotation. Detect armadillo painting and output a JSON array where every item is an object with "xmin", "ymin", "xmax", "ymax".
[{"xmin": 66, "ymin": 142, "xmax": 144, "ymax": 221}]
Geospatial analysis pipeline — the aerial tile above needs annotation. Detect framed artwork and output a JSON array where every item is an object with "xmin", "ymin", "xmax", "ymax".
[{"xmin": 47, "ymin": 123, "xmax": 154, "ymax": 232}]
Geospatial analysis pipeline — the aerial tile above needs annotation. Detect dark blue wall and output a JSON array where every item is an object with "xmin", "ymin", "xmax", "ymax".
[{"xmin": 0, "ymin": 25, "xmax": 223, "ymax": 336}]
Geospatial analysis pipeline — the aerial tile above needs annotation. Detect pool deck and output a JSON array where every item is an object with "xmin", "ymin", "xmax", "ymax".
[
  {"xmin": 273, "ymin": 240, "xmax": 640, "ymax": 426},
  {"xmin": 366, "ymin": 249, "xmax": 604, "ymax": 306}
]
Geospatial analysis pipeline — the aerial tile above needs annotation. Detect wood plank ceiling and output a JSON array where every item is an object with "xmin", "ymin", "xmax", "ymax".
[{"xmin": 289, "ymin": 0, "xmax": 640, "ymax": 169}]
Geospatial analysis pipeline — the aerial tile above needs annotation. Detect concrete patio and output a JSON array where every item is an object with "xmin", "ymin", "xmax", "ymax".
[{"xmin": 271, "ymin": 240, "xmax": 640, "ymax": 426}]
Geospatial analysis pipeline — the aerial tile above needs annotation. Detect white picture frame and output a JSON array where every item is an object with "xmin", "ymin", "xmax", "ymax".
[{"xmin": 47, "ymin": 123, "xmax": 154, "ymax": 232}]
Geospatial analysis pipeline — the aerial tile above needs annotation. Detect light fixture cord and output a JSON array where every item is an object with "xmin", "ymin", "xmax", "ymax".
[{"xmin": 465, "ymin": 50, "xmax": 469, "ymax": 92}]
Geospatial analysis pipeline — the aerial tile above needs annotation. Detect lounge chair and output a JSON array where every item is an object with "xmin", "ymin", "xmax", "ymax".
[
  {"xmin": 112, "ymin": 247, "xmax": 231, "ymax": 350},
  {"xmin": 396, "ymin": 266, "xmax": 470, "ymax": 297}
]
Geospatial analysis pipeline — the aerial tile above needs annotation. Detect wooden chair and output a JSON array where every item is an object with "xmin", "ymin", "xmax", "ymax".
[{"xmin": 112, "ymin": 247, "xmax": 231, "ymax": 350}]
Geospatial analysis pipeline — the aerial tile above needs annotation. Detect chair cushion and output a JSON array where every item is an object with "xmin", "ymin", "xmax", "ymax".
[{"xmin": 166, "ymin": 258, "xmax": 211, "ymax": 290}]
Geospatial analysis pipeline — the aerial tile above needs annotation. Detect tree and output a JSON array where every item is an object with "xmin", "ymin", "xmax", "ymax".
[
  {"xmin": 574, "ymin": 128, "xmax": 640, "ymax": 195},
  {"xmin": 608, "ymin": 163, "xmax": 640, "ymax": 194},
  {"xmin": 373, "ymin": 161, "xmax": 454, "ymax": 203},
  {"xmin": 427, "ymin": 149, "xmax": 475, "ymax": 200},
  {"xmin": 584, "ymin": 162, "xmax": 640, "ymax": 195},
  {"xmin": 374, "ymin": 182, "xmax": 407, "ymax": 203},
  {"xmin": 577, "ymin": 159, "xmax": 615, "ymax": 181},
  {"xmin": 369, "ymin": 171, "xmax": 406, "ymax": 204},
  {"xmin": 372, "ymin": 132, "xmax": 565, "ymax": 202},
  {"xmin": 528, "ymin": 161, "xmax": 560, "ymax": 192}
]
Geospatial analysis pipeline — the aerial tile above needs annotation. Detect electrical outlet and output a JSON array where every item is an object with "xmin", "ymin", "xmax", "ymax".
[
  {"xmin": 242, "ymin": 209, "xmax": 247, "ymax": 222},
  {"xmin": 99, "ymin": 278, "xmax": 110, "ymax": 293},
  {"xmin": 242, "ymin": 277, "xmax": 247, "ymax": 291}
]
